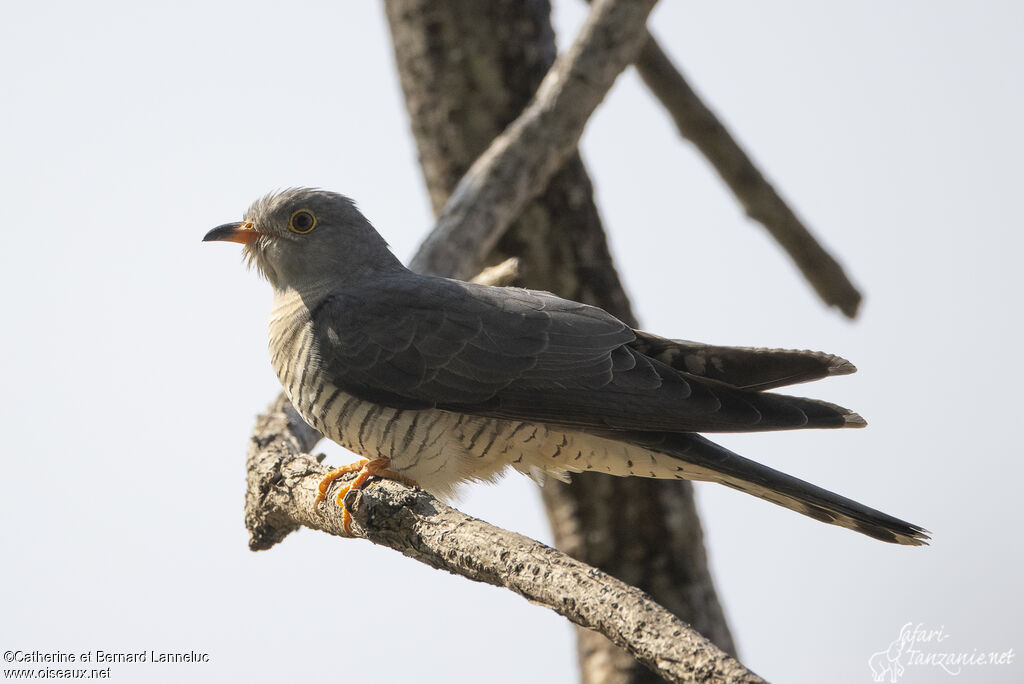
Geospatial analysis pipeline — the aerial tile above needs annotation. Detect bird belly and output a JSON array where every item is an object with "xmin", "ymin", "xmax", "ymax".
[{"xmin": 285, "ymin": 378, "xmax": 510, "ymax": 496}]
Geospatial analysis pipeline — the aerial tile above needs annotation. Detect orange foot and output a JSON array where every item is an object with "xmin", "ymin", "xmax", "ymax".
[{"xmin": 313, "ymin": 457, "xmax": 417, "ymax": 534}]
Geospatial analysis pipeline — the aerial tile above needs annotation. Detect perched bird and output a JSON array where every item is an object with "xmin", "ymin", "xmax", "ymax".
[{"xmin": 205, "ymin": 188, "xmax": 928, "ymax": 545}]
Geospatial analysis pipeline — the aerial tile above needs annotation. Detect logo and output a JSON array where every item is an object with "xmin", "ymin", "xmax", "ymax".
[{"xmin": 868, "ymin": 623, "xmax": 1015, "ymax": 682}]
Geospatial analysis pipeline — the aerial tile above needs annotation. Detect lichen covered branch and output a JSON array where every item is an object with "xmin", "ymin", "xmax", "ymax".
[{"xmin": 243, "ymin": 396, "xmax": 764, "ymax": 684}]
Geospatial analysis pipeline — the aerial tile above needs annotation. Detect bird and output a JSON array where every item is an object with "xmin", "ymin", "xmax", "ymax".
[{"xmin": 204, "ymin": 188, "xmax": 928, "ymax": 545}]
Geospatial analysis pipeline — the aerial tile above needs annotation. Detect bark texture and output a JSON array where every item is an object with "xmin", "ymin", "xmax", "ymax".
[{"xmin": 384, "ymin": 2, "xmax": 736, "ymax": 680}]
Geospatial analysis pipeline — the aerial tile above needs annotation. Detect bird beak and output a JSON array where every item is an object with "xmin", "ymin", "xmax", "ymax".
[{"xmin": 203, "ymin": 221, "xmax": 261, "ymax": 245}]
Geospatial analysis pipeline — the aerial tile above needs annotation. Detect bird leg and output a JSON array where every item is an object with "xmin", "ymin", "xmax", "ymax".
[{"xmin": 314, "ymin": 457, "xmax": 417, "ymax": 534}]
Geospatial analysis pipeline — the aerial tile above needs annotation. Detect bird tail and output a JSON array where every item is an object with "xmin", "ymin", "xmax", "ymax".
[
  {"xmin": 631, "ymin": 331, "xmax": 857, "ymax": 391},
  {"xmin": 615, "ymin": 431, "xmax": 929, "ymax": 545}
]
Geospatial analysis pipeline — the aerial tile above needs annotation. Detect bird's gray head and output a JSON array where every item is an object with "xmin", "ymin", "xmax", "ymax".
[{"xmin": 204, "ymin": 188, "xmax": 404, "ymax": 292}]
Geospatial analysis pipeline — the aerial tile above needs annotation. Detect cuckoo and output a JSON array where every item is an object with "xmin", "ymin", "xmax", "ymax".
[{"xmin": 204, "ymin": 188, "xmax": 928, "ymax": 545}]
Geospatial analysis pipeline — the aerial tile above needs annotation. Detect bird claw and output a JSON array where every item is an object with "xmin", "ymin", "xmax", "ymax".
[{"xmin": 313, "ymin": 457, "xmax": 417, "ymax": 535}]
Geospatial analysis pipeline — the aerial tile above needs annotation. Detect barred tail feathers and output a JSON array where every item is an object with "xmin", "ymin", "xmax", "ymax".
[
  {"xmin": 525, "ymin": 427, "xmax": 928, "ymax": 546},
  {"xmin": 629, "ymin": 432, "xmax": 928, "ymax": 545}
]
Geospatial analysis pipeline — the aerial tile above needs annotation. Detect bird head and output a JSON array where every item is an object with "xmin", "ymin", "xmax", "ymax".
[{"xmin": 204, "ymin": 188, "xmax": 403, "ymax": 292}]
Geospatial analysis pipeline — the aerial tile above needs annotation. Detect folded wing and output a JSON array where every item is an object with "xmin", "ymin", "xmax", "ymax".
[{"xmin": 310, "ymin": 274, "xmax": 862, "ymax": 433}]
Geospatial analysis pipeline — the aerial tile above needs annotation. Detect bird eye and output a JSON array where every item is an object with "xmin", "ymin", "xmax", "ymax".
[{"xmin": 288, "ymin": 209, "xmax": 317, "ymax": 234}]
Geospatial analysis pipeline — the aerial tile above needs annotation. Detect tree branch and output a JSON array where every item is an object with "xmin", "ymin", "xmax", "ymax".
[
  {"xmin": 409, "ymin": 0, "xmax": 659, "ymax": 280},
  {"xmin": 469, "ymin": 256, "xmax": 520, "ymax": 286},
  {"xmin": 244, "ymin": 395, "xmax": 764, "ymax": 684},
  {"xmin": 634, "ymin": 34, "xmax": 862, "ymax": 317}
]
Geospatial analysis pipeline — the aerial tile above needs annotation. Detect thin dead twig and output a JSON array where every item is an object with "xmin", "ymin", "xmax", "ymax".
[
  {"xmin": 635, "ymin": 35, "xmax": 862, "ymax": 317},
  {"xmin": 470, "ymin": 256, "xmax": 520, "ymax": 286}
]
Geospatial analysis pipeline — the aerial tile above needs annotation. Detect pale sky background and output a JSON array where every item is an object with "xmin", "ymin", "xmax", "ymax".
[{"xmin": 2, "ymin": 2, "xmax": 1021, "ymax": 683}]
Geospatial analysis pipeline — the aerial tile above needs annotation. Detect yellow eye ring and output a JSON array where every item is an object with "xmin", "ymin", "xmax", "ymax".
[{"xmin": 288, "ymin": 209, "xmax": 317, "ymax": 234}]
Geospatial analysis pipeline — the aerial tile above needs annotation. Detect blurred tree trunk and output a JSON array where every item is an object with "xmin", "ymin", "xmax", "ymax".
[{"xmin": 384, "ymin": 2, "xmax": 736, "ymax": 681}]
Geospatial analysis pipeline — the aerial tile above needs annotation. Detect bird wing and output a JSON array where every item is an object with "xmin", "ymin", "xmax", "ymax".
[{"xmin": 310, "ymin": 274, "xmax": 857, "ymax": 432}]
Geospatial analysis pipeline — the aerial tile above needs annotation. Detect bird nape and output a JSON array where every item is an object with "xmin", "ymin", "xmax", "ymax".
[{"xmin": 204, "ymin": 187, "xmax": 929, "ymax": 546}]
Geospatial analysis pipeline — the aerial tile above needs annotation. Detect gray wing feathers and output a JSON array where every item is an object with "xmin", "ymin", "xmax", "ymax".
[
  {"xmin": 311, "ymin": 274, "xmax": 860, "ymax": 431},
  {"xmin": 312, "ymin": 276, "xmax": 631, "ymax": 406}
]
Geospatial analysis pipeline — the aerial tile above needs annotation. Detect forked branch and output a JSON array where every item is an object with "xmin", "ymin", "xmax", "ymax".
[{"xmin": 410, "ymin": 0, "xmax": 659, "ymax": 280}]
